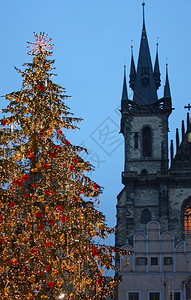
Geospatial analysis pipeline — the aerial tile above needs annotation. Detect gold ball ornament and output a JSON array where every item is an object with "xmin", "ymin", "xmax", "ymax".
[
  {"xmin": 16, "ymin": 153, "xmax": 22, "ymax": 160},
  {"xmin": 35, "ymin": 68, "xmax": 41, "ymax": 75},
  {"xmin": 45, "ymin": 206, "xmax": 49, "ymax": 212},
  {"xmin": 6, "ymin": 95, "xmax": 12, "ymax": 101},
  {"xmin": 31, "ymin": 168, "xmax": 38, "ymax": 172},
  {"xmin": 27, "ymin": 293, "xmax": 33, "ymax": 300},
  {"xmin": 57, "ymin": 281, "xmax": 63, "ymax": 288},
  {"xmin": 35, "ymin": 162, "xmax": 41, "ymax": 169},
  {"xmin": 90, "ymin": 230, "xmax": 96, "ymax": 237},
  {"xmin": 4, "ymin": 288, "xmax": 9, "ymax": 297},
  {"xmin": 33, "ymin": 57, "xmax": 38, "ymax": 64},
  {"xmin": 97, "ymin": 222, "xmax": 104, "ymax": 230},
  {"xmin": 86, "ymin": 278, "xmax": 92, "ymax": 285},
  {"xmin": 60, "ymin": 234, "xmax": 65, "ymax": 244},
  {"xmin": 79, "ymin": 214, "xmax": 85, "ymax": 220},
  {"xmin": 24, "ymin": 108, "xmax": 30, "ymax": 114},
  {"xmin": 44, "ymin": 64, "xmax": 50, "ymax": 71}
]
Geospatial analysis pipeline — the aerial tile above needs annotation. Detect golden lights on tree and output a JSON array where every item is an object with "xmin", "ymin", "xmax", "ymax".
[{"xmin": 0, "ymin": 33, "xmax": 130, "ymax": 299}]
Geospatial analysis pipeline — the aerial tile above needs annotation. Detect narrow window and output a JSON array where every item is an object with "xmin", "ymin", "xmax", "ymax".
[
  {"xmin": 151, "ymin": 257, "xmax": 158, "ymax": 265},
  {"xmin": 149, "ymin": 293, "xmax": 160, "ymax": 300},
  {"xmin": 184, "ymin": 200, "xmax": 191, "ymax": 237},
  {"xmin": 163, "ymin": 257, "xmax": 173, "ymax": 265},
  {"xmin": 174, "ymin": 292, "xmax": 181, "ymax": 300},
  {"xmin": 128, "ymin": 293, "xmax": 139, "ymax": 300},
  {"xmin": 134, "ymin": 133, "xmax": 138, "ymax": 149},
  {"xmin": 142, "ymin": 126, "xmax": 152, "ymax": 157},
  {"xmin": 141, "ymin": 209, "xmax": 151, "ymax": 224},
  {"xmin": 136, "ymin": 257, "xmax": 147, "ymax": 265}
]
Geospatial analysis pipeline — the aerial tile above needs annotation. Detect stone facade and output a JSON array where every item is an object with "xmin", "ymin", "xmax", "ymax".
[{"xmin": 118, "ymin": 222, "xmax": 191, "ymax": 300}]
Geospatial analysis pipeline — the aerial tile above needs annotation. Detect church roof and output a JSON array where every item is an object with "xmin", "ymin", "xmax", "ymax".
[{"xmin": 132, "ymin": 3, "xmax": 158, "ymax": 105}]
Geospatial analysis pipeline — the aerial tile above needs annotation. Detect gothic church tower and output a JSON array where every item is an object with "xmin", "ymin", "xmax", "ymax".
[
  {"xmin": 116, "ymin": 3, "xmax": 172, "ymax": 247},
  {"xmin": 116, "ymin": 4, "xmax": 191, "ymax": 299}
]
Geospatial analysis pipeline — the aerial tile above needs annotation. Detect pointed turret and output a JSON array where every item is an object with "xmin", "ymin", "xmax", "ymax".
[
  {"xmin": 129, "ymin": 46, "xmax": 136, "ymax": 90},
  {"xmin": 154, "ymin": 43, "xmax": 161, "ymax": 89},
  {"xmin": 182, "ymin": 120, "xmax": 185, "ymax": 140},
  {"xmin": 164, "ymin": 63, "xmax": 171, "ymax": 98},
  {"xmin": 132, "ymin": 2, "xmax": 158, "ymax": 105},
  {"xmin": 176, "ymin": 128, "xmax": 179, "ymax": 154},
  {"xmin": 170, "ymin": 139, "xmax": 174, "ymax": 167},
  {"xmin": 121, "ymin": 65, "xmax": 128, "ymax": 100}
]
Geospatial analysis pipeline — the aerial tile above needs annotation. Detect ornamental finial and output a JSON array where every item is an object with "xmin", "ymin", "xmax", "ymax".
[{"xmin": 27, "ymin": 32, "xmax": 53, "ymax": 55}]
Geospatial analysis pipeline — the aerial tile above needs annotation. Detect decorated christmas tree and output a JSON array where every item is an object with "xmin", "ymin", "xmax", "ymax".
[{"xmin": 0, "ymin": 33, "xmax": 128, "ymax": 299}]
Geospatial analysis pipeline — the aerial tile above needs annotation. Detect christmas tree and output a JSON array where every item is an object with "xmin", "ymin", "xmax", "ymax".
[{"xmin": 0, "ymin": 33, "xmax": 128, "ymax": 299}]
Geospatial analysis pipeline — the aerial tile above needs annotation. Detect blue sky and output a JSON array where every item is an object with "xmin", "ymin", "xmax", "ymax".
[{"xmin": 1, "ymin": 0, "xmax": 191, "ymax": 246}]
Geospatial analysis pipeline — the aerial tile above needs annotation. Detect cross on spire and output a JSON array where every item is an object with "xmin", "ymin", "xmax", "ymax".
[{"xmin": 184, "ymin": 103, "xmax": 191, "ymax": 111}]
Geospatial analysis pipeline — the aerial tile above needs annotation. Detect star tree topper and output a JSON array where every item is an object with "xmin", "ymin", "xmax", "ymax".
[{"xmin": 27, "ymin": 32, "xmax": 53, "ymax": 55}]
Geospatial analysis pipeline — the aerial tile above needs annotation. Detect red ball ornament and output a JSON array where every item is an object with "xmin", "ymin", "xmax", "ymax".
[
  {"xmin": 93, "ymin": 183, "xmax": 99, "ymax": 190},
  {"xmin": 46, "ymin": 242, "xmax": 53, "ymax": 248},
  {"xmin": 64, "ymin": 139, "xmax": 70, "ymax": 145},
  {"xmin": 69, "ymin": 165, "xmax": 74, "ymax": 172},
  {"xmin": 32, "ymin": 249, "xmax": 38, "ymax": 254},
  {"xmin": 73, "ymin": 158, "xmax": 78, "ymax": 164},
  {"xmin": 50, "ymin": 152, "xmax": 57, "ymax": 158},
  {"xmin": 91, "ymin": 245, "xmax": 99, "ymax": 256},
  {"xmin": 97, "ymin": 277, "xmax": 103, "ymax": 286},
  {"xmin": 47, "ymin": 281, "xmax": 54, "ymax": 288},
  {"xmin": 10, "ymin": 201, "xmax": 15, "ymax": 208},
  {"xmin": 39, "ymin": 129, "xmax": 45, "ymax": 136},
  {"xmin": 48, "ymin": 218, "xmax": 55, "ymax": 226},
  {"xmin": 22, "ymin": 174, "xmax": 29, "ymax": 182},
  {"xmin": 43, "ymin": 163, "xmax": 49, "ymax": 169},
  {"xmin": 1, "ymin": 119, "xmax": 7, "ymax": 126},
  {"xmin": 55, "ymin": 144, "xmax": 62, "ymax": 150},
  {"xmin": 37, "ymin": 225, "xmax": 44, "ymax": 231},
  {"xmin": 37, "ymin": 85, "xmax": 44, "ymax": 91},
  {"xmin": 61, "ymin": 216, "xmax": 68, "ymax": 223},
  {"xmin": 35, "ymin": 210, "xmax": 42, "ymax": 218},
  {"xmin": 57, "ymin": 205, "xmax": 63, "ymax": 212},
  {"xmin": 46, "ymin": 264, "xmax": 51, "ymax": 272}
]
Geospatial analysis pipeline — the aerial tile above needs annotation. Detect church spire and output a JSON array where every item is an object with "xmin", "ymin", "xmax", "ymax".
[
  {"xmin": 142, "ymin": 2, "xmax": 146, "ymax": 29},
  {"xmin": 132, "ymin": 2, "xmax": 158, "ymax": 105},
  {"xmin": 164, "ymin": 63, "xmax": 171, "ymax": 98},
  {"xmin": 129, "ymin": 45, "xmax": 136, "ymax": 90},
  {"xmin": 121, "ymin": 65, "xmax": 128, "ymax": 100},
  {"xmin": 154, "ymin": 42, "xmax": 161, "ymax": 89}
]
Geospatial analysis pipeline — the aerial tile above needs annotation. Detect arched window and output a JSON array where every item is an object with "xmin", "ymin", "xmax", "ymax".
[
  {"xmin": 142, "ymin": 126, "xmax": 152, "ymax": 157},
  {"xmin": 141, "ymin": 209, "xmax": 151, "ymax": 224},
  {"xmin": 184, "ymin": 200, "xmax": 191, "ymax": 237},
  {"xmin": 134, "ymin": 133, "xmax": 138, "ymax": 149}
]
